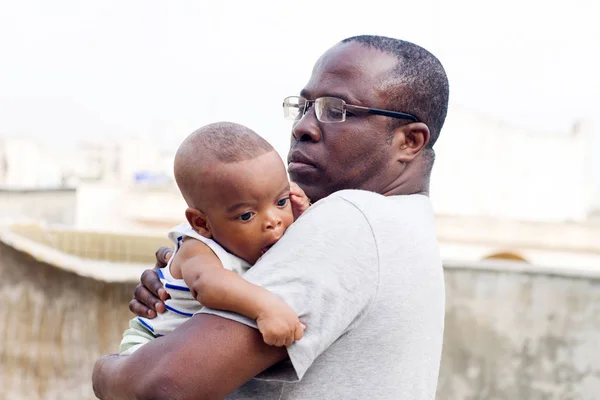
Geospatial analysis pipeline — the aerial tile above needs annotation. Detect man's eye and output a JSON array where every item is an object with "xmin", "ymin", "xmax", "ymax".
[
  {"xmin": 327, "ymin": 108, "xmax": 344, "ymax": 119},
  {"xmin": 239, "ymin": 212, "xmax": 254, "ymax": 221},
  {"xmin": 277, "ymin": 198, "xmax": 288, "ymax": 207}
]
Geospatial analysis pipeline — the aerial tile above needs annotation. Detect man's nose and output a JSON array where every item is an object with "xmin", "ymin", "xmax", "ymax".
[{"xmin": 291, "ymin": 107, "xmax": 322, "ymax": 143}]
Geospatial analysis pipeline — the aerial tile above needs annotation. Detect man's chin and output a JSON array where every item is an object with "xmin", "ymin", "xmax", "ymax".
[
  {"xmin": 288, "ymin": 166, "xmax": 320, "ymax": 186},
  {"xmin": 288, "ymin": 161, "xmax": 319, "ymax": 177}
]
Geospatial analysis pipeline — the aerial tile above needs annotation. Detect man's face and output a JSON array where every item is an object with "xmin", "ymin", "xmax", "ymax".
[{"xmin": 287, "ymin": 42, "xmax": 399, "ymax": 201}]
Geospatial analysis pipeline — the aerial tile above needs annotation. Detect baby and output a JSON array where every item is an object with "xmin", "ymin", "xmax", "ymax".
[{"xmin": 119, "ymin": 122, "xmax": 310, "ymax": 354}]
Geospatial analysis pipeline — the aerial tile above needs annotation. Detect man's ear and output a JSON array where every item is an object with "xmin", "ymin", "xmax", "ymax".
[
  {"xmin": 391, "ymin": 122, "xmax": 431, "ymax": 163},
  {"xmin": 185, "ymin": 207, "xmax": 212, "ymax": 239}
]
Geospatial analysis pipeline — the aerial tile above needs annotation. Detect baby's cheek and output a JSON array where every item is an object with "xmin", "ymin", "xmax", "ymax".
[
  {"xmin": 285, "ymin": 209, "xmax": 295, "ymax": 226},
  {"xmin": 234, "ymin": 228, "xmax": 264, "ymax": 261}
]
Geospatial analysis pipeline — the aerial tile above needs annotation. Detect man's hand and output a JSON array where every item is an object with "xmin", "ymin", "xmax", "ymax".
[
  {"xmin": 256, "ymin": 295, "xmax": 306, "ymax": 347},
  {"xmin": 128, "ymin": 246, "xmax": 172, "ymax": 318},
  {"xmin": 290, "ymin": 181, "xmax": 311, "ymax": 220}
]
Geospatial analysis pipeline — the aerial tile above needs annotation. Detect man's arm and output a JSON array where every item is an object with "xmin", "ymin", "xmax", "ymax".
[
  {"xmin": 93, "ymin": 313, "xmax": 287, "ymax": 400},
  {"xmin": 96, "ymin": 193, "xmax": 379, "ymax": 398}
]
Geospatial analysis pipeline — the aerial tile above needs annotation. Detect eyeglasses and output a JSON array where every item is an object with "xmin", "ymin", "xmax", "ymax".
[{"xmin": 283, "ymin": 96, "xmax": 419, "ymax": 124}]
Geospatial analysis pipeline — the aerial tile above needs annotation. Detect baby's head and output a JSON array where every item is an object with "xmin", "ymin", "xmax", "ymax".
[{"xmin": 174, "ymin": 122, "xmax": 294, "ymax": 265}]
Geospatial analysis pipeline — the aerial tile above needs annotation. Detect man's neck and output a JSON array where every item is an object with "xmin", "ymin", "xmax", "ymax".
[
  {"xmin": 381, "ymin": 180, "xmax": 429, "ymax": 197},
  {"xmin": 379, "ymin": 154, "xmax": 430, "ymax": 197}
]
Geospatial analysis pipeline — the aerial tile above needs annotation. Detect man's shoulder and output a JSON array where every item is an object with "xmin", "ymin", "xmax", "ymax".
[
  {"xmin": 293, "ymin": 190, "xmax": 434, "ymax": 242},
  {"xmin": 312, "ymin": 190, "xmax": 437, "ymax": 245},
  {"xmin": 297, "ymin": 190, "xmax": 379, "ymax": 224},
  {"xmin": 317, "ymin": 190, "xmax": 432, "ymax": 218},
  {"xmin": 281, "ymin": 191, "xmax": 380, "ymax": 249},
  {"xmin": 326, "ymin": 189, "xmax": 383, "ymax": 203},
  {"xmin": 309, "ymin": 189, "xmax": 382, "ymax": 213}
]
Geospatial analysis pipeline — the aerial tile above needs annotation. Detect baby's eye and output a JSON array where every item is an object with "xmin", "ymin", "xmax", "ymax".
[
  {"xmin": 277, "ymin": 198, "xmax": 288, "ymax": 207},
  {"xmin": 238, "ymin": 212, "xmax": 254, "ymax": 221}
]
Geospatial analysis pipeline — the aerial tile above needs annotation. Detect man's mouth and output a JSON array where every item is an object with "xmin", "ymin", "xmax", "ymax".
[{"xmin": 288, "ymin": 150, "xmax": 317, "ymax": 168}]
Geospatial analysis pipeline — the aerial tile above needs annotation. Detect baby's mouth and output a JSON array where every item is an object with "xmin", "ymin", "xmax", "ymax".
[{"xmin": 260, "ymin": 244, "xmax": 274, "ymax": 256}]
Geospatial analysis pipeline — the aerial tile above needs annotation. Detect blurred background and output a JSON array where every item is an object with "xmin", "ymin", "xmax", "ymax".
[{"xmin": 0, "ymin": 0, "xmax": 598, "ymax": 399}]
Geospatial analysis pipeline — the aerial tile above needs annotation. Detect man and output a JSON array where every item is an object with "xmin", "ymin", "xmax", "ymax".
[{"xmin": 93, "ymin": 35, "xmax": 449, "ymax": 400}]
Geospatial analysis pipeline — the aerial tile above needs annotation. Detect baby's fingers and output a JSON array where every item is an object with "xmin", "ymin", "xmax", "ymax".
[
  {"xmin": 294, "ymin": 324, "xmax": 305, "ymax": 341},
  {"xmin": 289, "ymin": 181, "xmax": 305, "ymax": 197},
  {"xmin": 261, "ymin": 330, "xmax": 277, "ymax": 346},
  {"xmin": 284, "ymin": 335, "xmax": 294, "ymax": 347}
]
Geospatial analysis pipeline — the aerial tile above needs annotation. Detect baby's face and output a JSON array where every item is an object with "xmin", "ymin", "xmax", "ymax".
[{"xmin": 202, "ymin": 151, "xmax": 294, "ymax": 265}]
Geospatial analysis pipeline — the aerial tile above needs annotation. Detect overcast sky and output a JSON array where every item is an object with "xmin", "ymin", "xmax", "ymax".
[{"xmin": 0, "ymin": 0, "xmax": 598, "ymax": 160}]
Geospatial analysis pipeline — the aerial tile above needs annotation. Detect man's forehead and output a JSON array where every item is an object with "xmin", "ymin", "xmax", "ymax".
[
  {"xmin": 302, "ymin": 42, "xmax": 397, "ymax": 101},
  {"xmin": 319, "ymin": 43, "xmax": 396, "ymax": 75}
]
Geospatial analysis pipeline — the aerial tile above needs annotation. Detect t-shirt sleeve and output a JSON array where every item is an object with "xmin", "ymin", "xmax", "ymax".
[{"xmin": 199, "ymin": 194, "xmax": 379, "ymax": 381}]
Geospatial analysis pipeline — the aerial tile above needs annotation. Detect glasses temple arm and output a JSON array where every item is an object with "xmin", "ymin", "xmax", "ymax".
[{"xmin": 346, "ymin": 104, "xmax": 419, "ymax": 122}]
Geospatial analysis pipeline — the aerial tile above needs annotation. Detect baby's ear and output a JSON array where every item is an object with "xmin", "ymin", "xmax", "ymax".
[{"xmin": 185, "ymin": 208, "xmax": 212, "ymax": 239}]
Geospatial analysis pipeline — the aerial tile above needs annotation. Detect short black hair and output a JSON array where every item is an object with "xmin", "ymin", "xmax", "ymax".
[{"xmin": 341, "ymin": 35, "xmax": 449, "ymax": 148}]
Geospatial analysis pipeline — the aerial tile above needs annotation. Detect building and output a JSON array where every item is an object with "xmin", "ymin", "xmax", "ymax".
[
  {"xmin": 431, "ymin": 106, "xmax": 598, "ymax": 222},
  {"xmin": 0, "ymin": 137, "xmax": 63, "ymax": 189}
]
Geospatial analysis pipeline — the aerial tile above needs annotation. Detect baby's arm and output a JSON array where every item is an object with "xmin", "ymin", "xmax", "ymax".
[{"xmin": 176, "ymin": 239, "xmax": 305, "ymax": 347}]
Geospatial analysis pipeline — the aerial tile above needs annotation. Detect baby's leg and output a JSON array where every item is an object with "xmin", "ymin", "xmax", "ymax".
[{"xmin": 119, "ymin": 318, "xmax": 158, "ymax": 355}]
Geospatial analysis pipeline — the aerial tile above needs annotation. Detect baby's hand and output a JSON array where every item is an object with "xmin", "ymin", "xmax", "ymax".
[
  {"xmin": 290, "ymin": 181, "xmax": 311, "ymax": 220},
  {"xmin": 256, "ymin": 303, "xmax": 306, "ymax": 347}
]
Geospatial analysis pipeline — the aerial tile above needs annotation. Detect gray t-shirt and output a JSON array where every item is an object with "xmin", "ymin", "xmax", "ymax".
[{"xmin": 201, "ymin": 190, "xmax": 445, "ymax": 399}]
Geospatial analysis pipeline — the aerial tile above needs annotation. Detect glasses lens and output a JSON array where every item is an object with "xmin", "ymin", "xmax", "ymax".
[
  {"xmin": 283, "ymin": 96, "xmax": 305, "ymax": 121},
  {"xmin": 315, "ymin": 97, "xmax": 346, "ymax": 123}
]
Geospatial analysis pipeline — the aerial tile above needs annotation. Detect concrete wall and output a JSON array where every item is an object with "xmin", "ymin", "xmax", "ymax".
[
  {"xmin": 9, "ymin": 223, "xmax": 170, "ymax": 264},
  {"xmin": 438, "ymin": 262, "xmax": 600, "ymax": 400},
  {"xmin": 2, "ymin": 239, "xmax": 599, "ymax": 399},
  {"xmin": 0, "ymin": 241, "xmax": 135, "ymax": 400}
]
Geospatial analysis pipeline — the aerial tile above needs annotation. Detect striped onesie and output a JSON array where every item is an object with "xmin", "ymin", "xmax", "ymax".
[{"xmin": 119, "ymin": 222, "xmax": 251, "ymax": 355}]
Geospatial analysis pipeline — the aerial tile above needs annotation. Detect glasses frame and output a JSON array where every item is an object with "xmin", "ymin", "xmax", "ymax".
[{"xmin": 283, "ymin": 96, "xmax": 419, "ymax": 124}]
